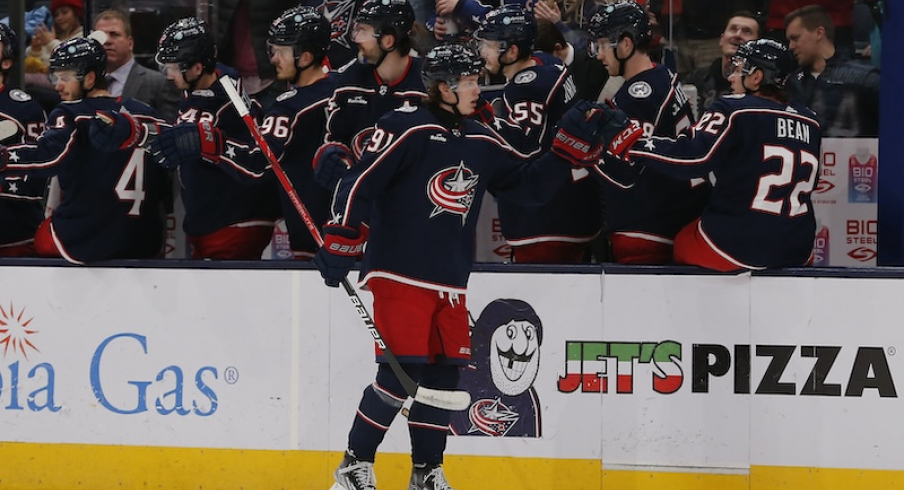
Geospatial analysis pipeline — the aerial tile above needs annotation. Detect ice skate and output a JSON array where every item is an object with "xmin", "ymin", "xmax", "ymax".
[
  {"xmin": 407, "ymin": 463, "xmax": 455, "ymax": 490},
  {"xmin": 328, "ymin": 452, "xmax": 377, "ymax": 490}
]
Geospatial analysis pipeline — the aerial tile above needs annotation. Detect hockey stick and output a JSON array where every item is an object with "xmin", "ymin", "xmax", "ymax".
[{"xmin": 217, "ymin": 76, "xmax": 471, "ymax": 411}]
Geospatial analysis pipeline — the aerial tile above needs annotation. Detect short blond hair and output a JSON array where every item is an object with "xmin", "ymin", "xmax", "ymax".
[{"xmin": 94, "ymin": 9, "xmax": 132, "ymax": 38}]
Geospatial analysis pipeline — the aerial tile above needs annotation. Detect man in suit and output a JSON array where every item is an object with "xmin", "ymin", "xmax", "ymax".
[
  {"xmin": 535, "ymin": 18, "xmax": 608, "ymax": 102},
  {"xmin": 94, "ymin": 10, "xmax": 180, "ymax": 123}
]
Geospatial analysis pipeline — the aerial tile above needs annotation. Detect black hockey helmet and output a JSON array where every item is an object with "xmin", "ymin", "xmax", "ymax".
[
  {"xmin": 49, "ymin": 36, "xmax": 106, "ymax": 80},
  {"xmin": 474, "ymin": 4, "xmax": 536, "ymax": 54},
  {"xmin": 0, "ymin": 23, "xmax": 19, "ymax": 61},
  {"xmin": 268, "ymin": 6, "xmax": 331, "ymax": 61},
  {"xmin": 732, "ymin": 38, "xmax": 794, "ymax": 88},
  {"xmin": 355, "ymin": 0, "xmax": 415, "ymax": 41},
  {"xmin": 155, "ymin": 17, "xmax": 217, "ymax": 72},
  {"xmin": 421, "ymin": 43, "xmax": 484, "ymax": 91},
  {"xmin": 588, "ymin": 0, "xmax": 652, "ymax": 47}
]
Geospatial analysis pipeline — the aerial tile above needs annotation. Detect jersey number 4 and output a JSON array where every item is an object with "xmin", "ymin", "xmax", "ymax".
[
  {"xmin": 115, "ymin": 149, "xmax": 147, "ymax": 216},
  {"xmin": 752, "ymin": 145, "xmax": 817, "ymax": 217}
]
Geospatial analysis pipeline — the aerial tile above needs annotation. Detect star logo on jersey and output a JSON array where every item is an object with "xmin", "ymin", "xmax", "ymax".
[
  {"xmin": 643, "ymin": 138, "xmax": 656, "ymax": 151},
  {"xmin": 8, "ymin": 151, "xmax": 19, "ymax": 163},
  {"xmin": 322, "ymin": 0, "xmax": 357, "ymax": 50},
  {"xmin": 224, "ymin": 145, "xmax": 237, "ymax": 159},
  {"xmin": 6, "ymin": 181, "xmax": 17, "ymax": 193},
  {"xmin": 468, "ymin": 398, "xmax": 520, "ymax": 436},
  {"xmin": 427, "ymin": 161, "xmax": 480, "ymax": 224}
]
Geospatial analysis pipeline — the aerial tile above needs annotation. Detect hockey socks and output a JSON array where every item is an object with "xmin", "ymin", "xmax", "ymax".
[
  {"xmin": 347, "ymin": 363, "xmax": 417, "ymax": 461},
  {"xmin": 408, "ymin": 365, "xmax": 459, "ymax": 465}
]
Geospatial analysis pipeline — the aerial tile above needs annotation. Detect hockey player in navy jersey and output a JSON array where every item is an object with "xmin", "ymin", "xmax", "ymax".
[
  {"xmin": 146, "ymin": 7, "xmax": 337, "ymax": 260},
  {"xmin": 151, "ymin": 18, "xmax": 279, "ymax": 259},
  {"xmin": 314, "ymin": 43, "xmax": 612, "ymax": 490},
  {"xmin": 0, "ymin": 35, "xmax": 166, "ymax": 264},
  {"xmin": 474, "ymin": 4, "xmax": 601, "ymax": 263},
  {"xmin": 0, "ymin": 24, "xmax": 47, "ymax": 257},
  {"xmin": 588, "ymin": 0, "xmax": 710, "ymax": 264},
  {"xmin": 602, "ymin": 39, "xmax": 820, "ymax": 271},
  {"xmin": 312, "ymin": 0, "xmax": 426, "ymax": 189}
]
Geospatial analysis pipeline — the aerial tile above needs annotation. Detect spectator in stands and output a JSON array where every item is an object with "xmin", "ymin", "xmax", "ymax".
[
  {"xmin": 665, "ymin": 0, "xmax": 763, "ymax": 77},
  {"xmin": 784, "ymin": 5, "xmax": 880, "ymax": 137},
  {"xmin": 687, "ymin": 10, "xmax": 759, "ymax": 111},
  {"xmin": 535, "ymin": 18, "xmax": 608, "ymax": 102},
  {"xmin": 216, "ymin": 0, "xmax": 298, "ymax": 111},
  {"xmin": 765, "ymin": 0, "xmax": 855, "ymax": 58},
  {"xmin": 533, "ymin": 0, "xmax": 602, "ymax": 51},
  {"xmin": 93, "ymin": 10, "xmax": 180, "ymax": 123},
  {"xmin": 26, "ymin": 0, "xmax": 83, "ymax": 69},
  {"xmin": 25, "ymin": 0, "xmax": 83, "ymax": 113}
]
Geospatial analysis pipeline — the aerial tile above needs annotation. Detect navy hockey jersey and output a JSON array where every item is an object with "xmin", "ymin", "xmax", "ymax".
[
  {"xmin": 332, "ymin": 105, "xmax": 574, "ymax": 292},
  {"xmin": 627, "ymin": 95, "xmax": 821, "ymax": 269},
  {"xmin": 594, "ymin": 64, "xmax": 710, "ymax": 240},
  {"xmin": 0, "ymin": 85, "xmax": 46, "ymax": 247},
  {"xmin": 218, "ymin": 74, "xmax": 339, "ymax": 256},
  {"xmin": 3, "ymin": 97, "xmax": 165, "ymax": 263},
  {"xmin": 493, "ymin": 57, "xmax": 601, "ymax": 246},
  {"xmin": 324, "ymin": 56, "xmax": 426, "ymax": 156},
  {"xmin": 175, "ymin": 70, "xmax": 280, "ymax": 236}
]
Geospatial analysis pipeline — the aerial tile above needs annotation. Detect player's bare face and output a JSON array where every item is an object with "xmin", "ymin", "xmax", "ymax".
[
  {"xmin": 268, "ymin": 44, "xmax": 297, "ymax": 81},
  {"xmin": 453, "ymin": 75, "xmax": 480, "ymax": 115},
  {"xmin": 720, "ymin": 17, "xmax": 758, "ymax": 58},
  {"xmin": 785, "ymin": 17, "xmax": 819, "ymax": 69},
  {"xmin": 593, "ymin": 38, "xmax": 619, "ymax": 77},
  {"xmin": 728, "ymin": 63, "xmax": 746, "ymax": 95},
  {"xmin": 477, "ymin": 40, "xmax": 502, "ymax": 75},
  {"xmin": 352, "ymin": 23, "xmax": 381, "ymax": 64},
  {"xmin": 162, "ymin": 63, "xmax": 193, "ymax": 90},
  {"xmin": 50, "ymin": 70, "xmax": 82, "ymax": 101},
  {"xmin": 95, "ymin": 17, "xmax": 133, "ymax": 71}
]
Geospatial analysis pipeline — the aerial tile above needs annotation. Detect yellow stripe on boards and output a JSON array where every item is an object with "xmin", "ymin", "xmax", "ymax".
[
  {"xmin": 603, "ymin": 468, "xmax": 749, "ymax": 490},
  {"xmin": 2, "ymin": 443, "xmax": 904, "ymax": 490},
  {"xmin": 750, "ymin": 465, "xmax": 904, "ymax": 489},
  {"xmin": 0, "ymin": 444, "xmax": 597, "ymax": 490}
]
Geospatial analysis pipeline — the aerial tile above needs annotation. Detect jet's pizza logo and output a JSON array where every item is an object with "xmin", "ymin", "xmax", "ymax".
[
  {"xmin": 0, "ymin": 303, "xmax": 39, "ymax": 360},
  {"xmin": 450, "ymin": 299, "xmax": 543, "ymax": 438},
  {"xmin": 559, "ymin": 340, "xmax": 898, "ymax": 398},
  {"xmin": 427, "ymin": 162, "xmax": 480, "ymax": 224}
]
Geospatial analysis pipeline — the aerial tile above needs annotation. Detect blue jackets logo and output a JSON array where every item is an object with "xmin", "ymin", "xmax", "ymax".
[{"xmin": 427, "ymin": 161, "xmax": 479, "ymax": 224}]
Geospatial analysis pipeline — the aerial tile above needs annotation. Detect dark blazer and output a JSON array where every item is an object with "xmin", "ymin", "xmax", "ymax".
[
  {"xmin": 569, "ymin": 45, "xmax": 609, "ymax": 102},
  {"xmin": 122, "ymin": 61, "xmax": 181, "ymax": 124}
]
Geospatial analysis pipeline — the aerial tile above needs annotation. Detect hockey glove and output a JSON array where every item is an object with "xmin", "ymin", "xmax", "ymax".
[
  {"xmin": 469, "ymin": 96, "xmax": 496, "ymax": 125},
  {"xmin": 149, "ymin": 122, "xmax": 223, "ymax": 170},
  {"xmin": 90, "ymin": 110, "xmax": 158, "ymax": 153},
  {"xmin": 312, "ymin": 142, "xmax": 355, "ymax": 189},
  {"xmin": 313, "ymin": 224, "xmax": 366, "ymax": 287},
  {"xmin": 599, "ymin": 99, "xmax": 643, "ymax": 161},
  {"xmin": 551, "ymin": 100, "xmax": 604, "ymax": 167}
]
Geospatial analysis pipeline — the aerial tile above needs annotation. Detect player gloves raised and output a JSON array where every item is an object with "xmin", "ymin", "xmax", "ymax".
[
  {"xmin": 551, "ymin": 100, "xmax": 604, "ymax": 167},
  {"xmin": 90, "ymin": 110, "xmax": 159, "ymax": 153},
  {"xmin": 314, "ymin": 224, "xmax": 367, "ymax": 287},
  {"xmin": 312, "ymin": 142, "xmax": 355, "ymax": 189},
  {"xmin": 149, "ymin": 121, "xmax": 224, "ymax": 170},
  {"xmin": 599, "ymin": 99, "xmax": 643, "ymax": 161}
]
